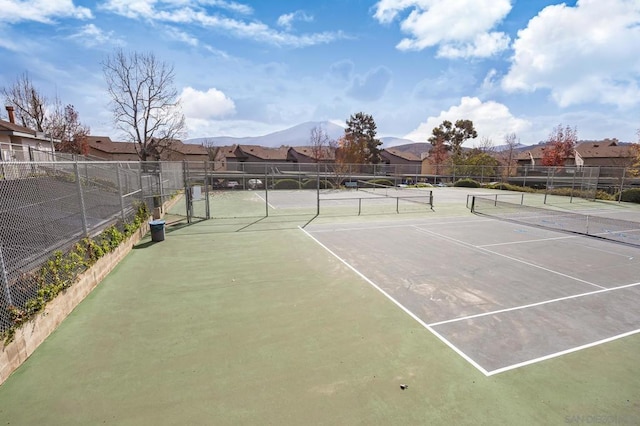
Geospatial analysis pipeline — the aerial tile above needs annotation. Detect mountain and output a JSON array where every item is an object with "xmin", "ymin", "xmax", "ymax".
[
  {"xmin": 185, "ymin": 121, "xmax": 346, "ymax": 148},
  {"xmin": 380, "ymin": 137, "xmax": 420, "ymax": 148},
  {"xmin": 388, "ymin": 142, "xmax": 431, "ymax": 157}
]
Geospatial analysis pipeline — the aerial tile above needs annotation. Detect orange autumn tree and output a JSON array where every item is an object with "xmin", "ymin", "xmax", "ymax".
[
  {"xmin": 541, "ymin": 124, "xmax": 577, "ymax": 166},
  {"xmin": 427, "ymin": 135, "xmax": 450, "ymax": 175}
]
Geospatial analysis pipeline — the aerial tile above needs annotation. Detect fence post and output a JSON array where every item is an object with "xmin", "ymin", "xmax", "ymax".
[
  {"xmin": 618, "ymin": 169, "xmax": 626, "ymax": 203},
  {"xmin": 204, "ymin": 160, "xmax": 210, "ymax": 219},
  {"xmin": 74, "ymin": 161, "xmax": 89, "ymax": 237},
  {"xmin": 116, "ymin": 163, "xmax": 126, "ymax": 221},
  {"xmin": 0, "ymin": 245, "xmax": 13, "ymax": 307},
  {"xmin": 570, "ymin": 168, "xmax": 576, "ymax": 203}
]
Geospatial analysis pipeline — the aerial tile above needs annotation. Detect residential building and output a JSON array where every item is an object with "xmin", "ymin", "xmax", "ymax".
[{"xmin": 0, "ymin": 106, "xmax": 57, "ymax": 162}]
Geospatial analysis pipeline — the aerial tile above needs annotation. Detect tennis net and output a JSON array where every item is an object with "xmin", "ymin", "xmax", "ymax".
[
  {"xmin": 356, "ymin": 180, "xmax": 434, "ymax": 208},
  {"xmin": 470, "ymin": 195, "xmax": 640, "ymax": 247}
]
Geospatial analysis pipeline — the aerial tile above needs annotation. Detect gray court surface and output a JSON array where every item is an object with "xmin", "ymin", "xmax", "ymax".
[{"xmin": 303, "ymin": 215, "xmax": 640, "ymax": 375}]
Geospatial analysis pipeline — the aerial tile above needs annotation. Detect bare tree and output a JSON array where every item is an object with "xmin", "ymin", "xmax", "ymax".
[
  {"xmin": 1, "ymin": 72, "xmax": 47, "ymax": 131},
  {"xmin": 476, "ymin": 136, "xmax": 495, "ymax": 153},
  {"xmin": 500, "ymin": 132, "xmax": 519, "ymax": 179},
  {"xmin": 102, "ymin": 49, "xmax": 186, "ymax": 161},
  {"xmin": 309, "ymin": 125, "xmax": 332, "ymax": 162},
  {"xmin": 46, "ymin": 100, "xmax": 90, "ymax": 155}
]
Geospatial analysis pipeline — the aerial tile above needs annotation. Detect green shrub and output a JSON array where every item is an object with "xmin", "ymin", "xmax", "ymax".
[
  {"xmin": 618, "ymin": 188, "xmax": 640, "ymax": 203},
  {"xmin": 367, "ymin": 178, "xmax": 394, "ymax": 187},
  {"xmin": 453, "ymin": 178, "xmax": 481, "ymax": 188},
  {"xmin": 273, "ymin": 179, "xmax": 302, "ymax": 189},
  {"xmin": 1, "ymin": 202, "xmax": 150, "ymax": 344},
  {"xmin": 595, "ymin": 190, "xmax": 615, "ymax": 201},
  {"xmin": 302, "ymin": 179, "xmax": 334, "ymax": 189}
]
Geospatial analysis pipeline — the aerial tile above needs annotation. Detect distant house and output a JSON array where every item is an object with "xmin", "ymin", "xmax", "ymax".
[
  {"xmin": 516, "ymin": 139, "xmax": 636, "ymax": 169},
  {"xmin": 222, "ymin": 145, "xmax": 289, "ymax": 173},
  {"xmin": 515, "ymin": 144, "xmax": 575, "ymax": 168},
  {"xmin": 0, "ymin": 106, "xmax": 58, "ymax": 162},
  {"xmin": 574, "ymin": 140, "xmax": 635, "ymax": 168},
  {"xmin": 287, "ymin": 146, "xmax": 336, "ymax": 163},
  {"xmin": 380, "ymin": 148, "xmax": 422, "ymax": 174},
  {"xmin": 87, "ymin": 136, "xmax": 139, "ymax": 161},
  {"xmin": 212, "ymin": 145, "xmax": 238, "ymax": 171},
  {"xmin": 161, "ymin": 139, "xmax": 209, "ymax": 162},
  {"xmin": 87, "ymin": 137, "xmax": 209, "ymax": 162}
]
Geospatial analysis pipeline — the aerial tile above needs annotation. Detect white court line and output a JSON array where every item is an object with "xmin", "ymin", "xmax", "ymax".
[
  {"xmin": 429, "ymin": 281, "xmax": 640, "ymax": 327},
  {"xmin": 307, "ymin": 218, "xmax": 493, "ymax": 234},
  {"xmin": 478, "ymin": 235, "xmax": 576, "ymax": 247},
  {"xmin": 412, "ymin": 226, "xmax": 607, "ymax": 290},
  {"xmin": 486, "ymin": 328, "xmax": 640, "ymax": 376},
  {"xmin": 298, "ymin": 226, "xmax": 490, "ymax": 377},
  {"xmin": 253, "ymin": 192, "xmax": 276, "ymax": 210},
  {"xmin": 478, "ymin": 233, "xmax": 635, "ymax": 259}
]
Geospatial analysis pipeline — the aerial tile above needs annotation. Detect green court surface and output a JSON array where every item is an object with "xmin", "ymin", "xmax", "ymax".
[{"xmin": 0, "ymin": 189, "xmax": 639, "ymax": 425}]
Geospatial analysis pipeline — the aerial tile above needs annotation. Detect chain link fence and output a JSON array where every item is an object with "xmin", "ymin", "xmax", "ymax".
[
  {"xmin": 2, "ymin": 159, "xmax": 638, "ymax": 333},
  {"xmin": 0, "ymin": 161, "xmax": 164, "ymax": 334}
]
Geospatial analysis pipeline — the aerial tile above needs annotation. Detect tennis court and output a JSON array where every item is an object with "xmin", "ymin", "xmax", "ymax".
[
  {"xmin": 1, "ymin": 187, "xmax": 638, "ymax": 424},
  {"xmin": 302, "ymin": 196, "xmax": 640, "ymax": 375}
]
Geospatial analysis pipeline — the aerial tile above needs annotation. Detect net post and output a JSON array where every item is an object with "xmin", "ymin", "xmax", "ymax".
[
  {"xmin": 521, "ymin": 193, "xmax": 524, "ymax": 205},
  {"xmin": 494, "ymin": 194, "xmax": 497, "ymax": 206},
  {"xmin": 470, "ymin": 195, "xmax": 476, "ymax": 212},
  {"xmin": 396, "ymin": 197, "xmax": 399, "ymax": 214},
  {"xmin": 316, "ymin": 162, "xmax": 320, "ymax": 216},
  {"xmin": 204, "ymin": 160, "xmax": 210, "ymax": 220},
  {"xmin": 358, "ymin": 198, "xmax": 362, "ymax": 216},
  {"xmin": 430, "ymin": 191, "xmax": 434, "ymax": 210},
  {"xmin": 265, "ymin": 164, "xmax": 269, "ymax": 217}
]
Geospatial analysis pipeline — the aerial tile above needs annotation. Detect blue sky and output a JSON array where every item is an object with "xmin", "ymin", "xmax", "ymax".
[{"xmin": 1, "ymin": 0, "xmax": 639, "ymax": 147}]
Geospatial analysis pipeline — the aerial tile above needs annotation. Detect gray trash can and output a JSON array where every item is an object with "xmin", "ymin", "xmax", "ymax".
[{"xmin": 149, "ymin": 219, "xmax": 166, "ymax": 242}]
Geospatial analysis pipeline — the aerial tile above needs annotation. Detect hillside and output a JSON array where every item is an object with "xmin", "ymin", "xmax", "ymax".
[{"xmin": 186, "ymin": 121, "xmax": 346, "ymax": 148}]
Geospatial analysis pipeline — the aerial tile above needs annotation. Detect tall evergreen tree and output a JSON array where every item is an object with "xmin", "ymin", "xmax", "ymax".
[{"xmin": 343, "ymin": 112, "xmax": 382, "ymax": 164}]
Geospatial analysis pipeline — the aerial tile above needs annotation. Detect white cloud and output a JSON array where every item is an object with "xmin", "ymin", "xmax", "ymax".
[
  {"xmin": 404, "ymin": 97, "xmax": 531, "ymax": 143},
  {"xmin": 502, "ymin": 0, "xmax": 640, "ymax": 108},
  {"xmin": 180, "ymin": 86, "xmax": 236, "ymax": 120},
  {"xmin": 68, "ymin": 24, "xmax": 123, "ymax": 47},
  {"xmin": 102, "ymin": 0, "xmax": 344, "ymax": 47},
  {"xmin": 277, "ymin": 11, "xmax": 313, "ymax": 31},
  {"xmin": 0, "ymin": 0, "xmax": 92, "ymax": 23},
  {"xmin": 373, "ymin": 0, "xmax": 512, "ymax": 58},
  {"xmin": 165, "ymin": 26, "xmax": 199, "ymax": 46},
  {"xmin": 346, "ymin": 67, "xmax": 392, "ymax": 101}
]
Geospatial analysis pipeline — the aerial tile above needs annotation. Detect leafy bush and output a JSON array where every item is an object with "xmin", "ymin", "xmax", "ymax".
[
  {"xmin": 595, "ymin": 190, "xmax": 615, "ymax": 201},
  {"xmin": 367, "ymin": 178, "xmax": 394, "ymax": 187},
  {"xmin": 485, "ymin": 182, "xmax": 536, "ymax": 192},
  {"xmin": 273, "ymin": 179, "xmax": 302, "ymax": 189},
  {"xmin": 302, "ymin": 179, "xmax": 334, "ymax": 189},
  {"xmin": 1, "ymin": 203, "xmax": 150, "ymax": 343},
  {"xmin": 453, "ymin": 178, "xmax": 481, "ymax": 188},
  {"xmin": 618, "ymin": 188, "xmax": 640, "ymax": 203}
]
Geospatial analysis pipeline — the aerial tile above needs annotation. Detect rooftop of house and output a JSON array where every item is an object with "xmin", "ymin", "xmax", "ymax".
[
  {"xmin": 0, "ymin": 119, "xmax": 37, "ymax": 136},
  {"xmin": 382, "ymin": 148, "xmax": 421, "ymax": 162},
  {"xmin": 87, "ymin": 136, "xmax": 139, "ymax": 154},
  {"xmin": 236, "ymin": 144, "xmax": 289, "ymax": 161},
  {"xmin": 289, "ymin": 146, "xmax": 337, "ymax": 160}
]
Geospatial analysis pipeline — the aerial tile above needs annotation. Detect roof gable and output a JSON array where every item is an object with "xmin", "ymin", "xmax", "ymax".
[{"xmin": 0, "ymin": 119, "xmax": 38, "ymax": 136}]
